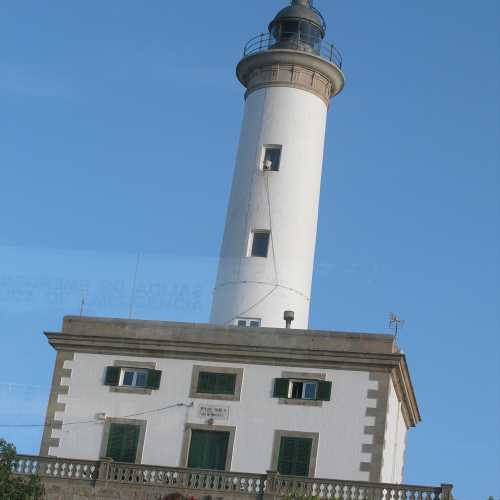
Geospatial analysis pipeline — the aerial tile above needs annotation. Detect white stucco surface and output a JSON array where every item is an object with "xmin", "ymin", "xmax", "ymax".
[
  {"xmin": 380, "ymin": 379, "xmax": 407, "ymax": 483},
  {"xmin": 52, "ymin": 352, "xmax": 379, "ymax": 480},
  {"xmin": 211, "ymin": 86, "xmax": 329, "ymax": 329}
]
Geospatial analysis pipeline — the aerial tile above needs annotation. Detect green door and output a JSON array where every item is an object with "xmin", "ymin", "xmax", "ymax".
[
  {"xmin": 105, "ymin": 423, "xmax": 140, "ymax": 463},
  {"xmin": 277, "ymin": 437, "xmax": 312, "ymax": 476},
  {"xmin": 187, "ymin": 430, "xmax": 230, "ymax": 470}
]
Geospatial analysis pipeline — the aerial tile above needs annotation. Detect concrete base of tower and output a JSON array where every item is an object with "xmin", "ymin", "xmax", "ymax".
[{"xmin": 210, "ymin": 281, "xmax": 309, "ymax": 329}]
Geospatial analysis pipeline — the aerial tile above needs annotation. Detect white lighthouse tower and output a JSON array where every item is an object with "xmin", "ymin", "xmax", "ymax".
[{"xmin": 211, "ymin": 0, "xmax": 345, "ymax": 329}]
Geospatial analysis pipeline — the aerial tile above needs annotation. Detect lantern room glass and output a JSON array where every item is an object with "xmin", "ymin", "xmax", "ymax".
[{"xmin": 270, "ymin": 20, "xmax": 322, "ymax": 54}]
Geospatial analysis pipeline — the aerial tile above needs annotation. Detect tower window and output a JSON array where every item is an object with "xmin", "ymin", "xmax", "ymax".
[
  {"xmin": 262, "ymin": 146, "xmax": 282, "ymax": 171},
  {"xmin": 250, "ymin": 230, "xmax": 270, "ymax": 258}
]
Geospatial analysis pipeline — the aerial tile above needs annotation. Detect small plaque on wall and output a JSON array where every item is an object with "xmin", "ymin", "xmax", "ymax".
[{"xmin": 198, "ymin": 405, "xmax": 229, "ymax": 421}]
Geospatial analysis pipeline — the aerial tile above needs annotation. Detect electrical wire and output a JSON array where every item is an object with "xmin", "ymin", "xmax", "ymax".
[
  {"xmin": 214, "ymin": 280, "xmax": 309, "ymax": 300},
  {"xmin": 0, "ymin": 402, "xmax": 193, "ymax": 429},
  {"xmin": 223, "ymin": 170, "xmax": 280, "ymax": 326}
]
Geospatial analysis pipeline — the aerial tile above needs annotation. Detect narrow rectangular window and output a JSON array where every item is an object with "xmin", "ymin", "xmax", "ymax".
[
  {"xmin": 277, "ymin": 436, "xmax": 312, "ymax": 476},
  {"xmin": 187, "ymin": 430, "xmax": 230, "ymax": 470},
  {"xmin": 250, "ymin": 230, "xmax": 270, "ymax": 258},
  {"xmin": 105, "ymin": 423, "xmax": 140, "ymax": 463},
  {"xmin": 262, "ymin": 146, "xmax": 282, "ymax": 171}
]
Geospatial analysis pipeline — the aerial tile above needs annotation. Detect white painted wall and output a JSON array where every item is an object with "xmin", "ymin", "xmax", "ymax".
[
  {"xmin": 210, "ymin": 86, "xmax": 329, "ymax": 329},
  {"xmin": 53, "ymin": 352, "xmax": 378, "ymax": 481},
  {"xmin": 380, "ymin": 379, "xmax": 407, "ymax": 483}
]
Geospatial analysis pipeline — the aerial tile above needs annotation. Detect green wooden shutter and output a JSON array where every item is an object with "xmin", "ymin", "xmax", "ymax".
[
  {"xmin": 146, "ymin": 369, "xmax": 162, "ymax": 390},
  {"xmin": 197, "ymin": 372, "xmax": 215, "ymax": 393},
  {"xmin": 293, "ymin": 438, "xmax": 312, "ymax": 476},
  {"xmin": 105, "ymin": 424, "xmax": 140, "ymax": 463},
  {"xmin": 120, "ymin": 425, "xmax": 140, "ymax": 463},
  {"xmin": 215, "ymin": 373, "xmax": 236, "ymax": 395},
  {"xmin": 104, "ymin": 366, "xmax": 121, "ymax": 386},
  {"xmin": 210, "ymin": 432, "xmax": 229, "ymax": 470},
  {"xmin": 188, "ymin": 430, "xmax": 229, "ymax": 470},
  {"xmin": 188, "ymin": 430, "xmax": 207, "ymax": 468},
  {"xmin": 316, "ymin": 381, "xmax": 332, "ymax": 401},
  {"xmin": 273, "ymin": 378, "xmax": 290, "ymax": 398},
  {"xmin": 277, "ymin": 437, "xmax": 312, "ymax": 477},
  {"xmin": 277, "ymin": 437, "xmax": 295, "ymax": 475}
]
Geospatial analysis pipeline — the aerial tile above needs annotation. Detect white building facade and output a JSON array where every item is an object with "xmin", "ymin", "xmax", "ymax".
[{"xmin": 41, "ymin": 316, "xmax": 419, "ymax": 483}]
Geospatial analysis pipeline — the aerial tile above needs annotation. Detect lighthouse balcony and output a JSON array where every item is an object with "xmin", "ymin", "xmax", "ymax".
[{"xmin": 243, "ymin": 32, "xmax": 343, "ymax": 69}]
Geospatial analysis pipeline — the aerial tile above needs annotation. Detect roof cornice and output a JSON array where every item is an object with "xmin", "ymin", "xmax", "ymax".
[{"xmin": 43, "ymin": 317, "xmax": 421, "ymax": 427}]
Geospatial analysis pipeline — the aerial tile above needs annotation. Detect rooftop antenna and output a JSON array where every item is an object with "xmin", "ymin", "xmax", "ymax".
[
  {"xmin": 79, "ymin": 293, "xmax": 85, "ymax": 317},
  {"xmin": 79, "ymin": 284, "xmax": 89, "ymax": 317},
  {"xmin": 128, "ymin": 253, "xmax": 141, "ymax": 319},
  {"xmin": 389, "ymin": 312, "xmax": 405, "ymax": 341}
]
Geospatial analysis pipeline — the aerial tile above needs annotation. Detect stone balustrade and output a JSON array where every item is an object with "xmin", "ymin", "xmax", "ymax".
[
  {"xmin": 13, "ymin": 455, "xmax": 98, "ymax": 481},
  {"xmin": 12, "ymin": 455, "xmax": 453, "ymax": 500}
]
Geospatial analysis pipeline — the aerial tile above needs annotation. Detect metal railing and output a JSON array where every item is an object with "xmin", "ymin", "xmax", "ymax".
[
  {"xmin": 13, "ymin": 455, "xmax": 453, "ymax": 499},
  {"xmin": 243, "ymin": 32, "xmax": 343, "ymax": 69}
]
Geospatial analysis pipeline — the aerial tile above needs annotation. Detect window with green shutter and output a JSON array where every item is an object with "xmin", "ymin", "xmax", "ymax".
[
  {"xmin": 104, "ymin": 366, "xmax": 162, "ymax": 390},
  {"xmin": 273, "ymin": 378, "xmax": 332, "ymax": 402},
  {"xmin": 105, "ymin": 423, "xmax": 140, "ymax": 463},
  {"xmin": 277, "ymin": 436, "xmax": 312, "ymax": 476},
  {"xmin": 197, "ymin": 372, "xmax": 236, "ymax": 395},
  {"xmin": 187, "ymin": 430, "xmax": 229, "ymax": 470}
]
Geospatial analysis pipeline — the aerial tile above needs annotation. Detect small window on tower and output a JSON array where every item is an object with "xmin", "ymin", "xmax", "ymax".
[
  {"xmin": 262, "ymin": 146, "xmax": 282, "ymax": 171},
  {"xmin": 250, "ymin": 230, "xmax": 270, "ymax": 258},
  {"xmin": 236, "ymin": 318, "xmax": 261, "ymax": 328}
]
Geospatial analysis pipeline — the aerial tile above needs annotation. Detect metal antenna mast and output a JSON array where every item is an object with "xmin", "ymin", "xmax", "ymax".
[
  {"xmin": 79, "ymin": 284, "xmax": 88, "ymax": 317},
  {"xmin": 389, "ymin": 312, "xmax": 405, "ymax": 340},
  {"xmin": 128, "ymin": 253, "xmax": 141, "ymax": 319},
  {"xmin": 79, "ymin": 294, "xmax": 85, "ymax": 317}
]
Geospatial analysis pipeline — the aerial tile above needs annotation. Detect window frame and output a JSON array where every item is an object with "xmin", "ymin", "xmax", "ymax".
[
  {"xmin": 181, "ymin": 423, "xmax": 236, "ymax": 472},
  {"xmin": 288, "ymin": 379, "xmax": 318, "ymax": 400},
  {"xmin": 248, "ymin": 230, "xmax": 271, "ymax": 258},
  {"xmin": 276, "ymin": 371, "xmax": 329, "ymax": 407},
  {"xmin": 190, "ymin": 365, "xmax": 244, "ymax": 401},
  {"xmin": 261, "ymin": 145, "xmax": 282, "ymax": 172},
  {"xmin": 271, "ymin": 430, "xmax": 319, "ymax": 478},
  {"xmin": 121, "ymin": 368, "xmax": 149, "ymax": 388},
  {"xmin": 100, "ymin": 417, "xmax": 147, "ymax": 464},
  {"xmin": 235, "ymin": 318, "xmax": 262, "ymax": 328},
  {"xmin": 107, "ymin": 360, "xmax": 159, "ymax": 395},
  {"xmin": 197, "ymin": 371, "xmax": 237, "ymax": 396}
]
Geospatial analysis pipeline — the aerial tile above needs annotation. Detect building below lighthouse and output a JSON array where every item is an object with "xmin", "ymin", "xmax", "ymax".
[{"xmin": 12, "ymin": 1, "xmax": 454, "ymax": 499}]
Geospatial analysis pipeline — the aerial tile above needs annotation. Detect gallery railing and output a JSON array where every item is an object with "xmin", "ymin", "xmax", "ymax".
[
  {"xmin": 243, "ymin": 32, "xmax": 343, "ymax": 69},
  {"xmin": 12, "ymin": 455, "xmax": 453, "ymax": 499}
]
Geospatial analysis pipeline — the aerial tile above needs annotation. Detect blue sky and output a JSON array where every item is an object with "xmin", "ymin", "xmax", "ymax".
[{"xmin": 1, "ymin": 1, "xmax": 499, "ymax": 498}]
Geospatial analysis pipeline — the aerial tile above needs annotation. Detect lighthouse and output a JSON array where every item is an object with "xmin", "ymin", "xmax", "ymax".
[
  {"xmin": 210, "ymin": 0, "xmax": 345, "ymax": 329},
  {"xmin": 32, "ymin": 1, "xmax": 435, "ymax": 491}
]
